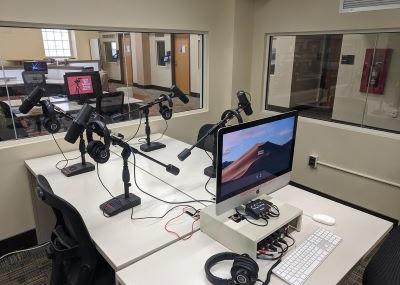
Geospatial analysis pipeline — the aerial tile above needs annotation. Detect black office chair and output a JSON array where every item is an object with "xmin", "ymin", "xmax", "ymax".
[
  {"xmin": 22, "ymin": 71, "xmax": 46, "ymax": 95},
  {"xmin": 363, "ymin": 226, "xmax": 400, "ymax": 285},
  {"xmin": 96, "ymin": 91, "xmax": 124, "ymax": 123},
  {"xmin": 36, "ymin": 175, "xmax": 114, "ymax": 285},
  {"xmin": 0, "ymin": 101, "xmax": 28, "ymax": 139},
  {"xmin": 197, "ymin": 124, "xmax": 216, "ymax": 153}
]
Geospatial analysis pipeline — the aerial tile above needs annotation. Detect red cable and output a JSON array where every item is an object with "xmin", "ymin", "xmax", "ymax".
[{"xmin": 164, "ymin": 206, "xmax": 199, "ymax": 240}]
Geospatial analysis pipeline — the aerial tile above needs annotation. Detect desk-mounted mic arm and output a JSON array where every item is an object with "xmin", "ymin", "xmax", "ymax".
[{"xmin": 178, "ymin": 105, "xmax": 244, "ymax": 162}]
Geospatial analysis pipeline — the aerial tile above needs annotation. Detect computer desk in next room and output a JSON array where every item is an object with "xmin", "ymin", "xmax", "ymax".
[{"xmin": 25, "ymin": 134, "xmax": 393, "ymax": 283}]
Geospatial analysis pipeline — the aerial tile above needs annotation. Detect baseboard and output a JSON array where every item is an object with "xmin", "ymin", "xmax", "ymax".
[
  {"xmin": 132, "ymin": 83, "xmax": 171, "ymax": 93},
  {"xmin": 190, "ymin": 92, "xmax": 200, "ymax": 98},
  {"xmin": 0, "ymin": 229, "xmax": 37, "ymax": 256},
  {"xmin": 289, "ymin": 181, "xmax": 399, "ymax": 227}
]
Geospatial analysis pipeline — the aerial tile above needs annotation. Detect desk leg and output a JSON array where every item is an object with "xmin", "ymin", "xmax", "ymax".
[{"xmin": 27, "ymin": 170, "xmax": 55, "ymax": 244}]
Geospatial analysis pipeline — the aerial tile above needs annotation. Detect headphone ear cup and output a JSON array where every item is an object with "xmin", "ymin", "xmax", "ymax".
[
  {"xmin": 44, "ymin": 118, "xmax": 61, "ymax": 134},
  {"xmin": 231, "ymin": 255, "xmax": 259, "ymax": 285},
  {"xmin": 87, "ymin": 141, "xmax": 110, "ymax": 164},
  {"xmin": 159, "ymin": 105, "xmax": 172, "ymax": 120}
]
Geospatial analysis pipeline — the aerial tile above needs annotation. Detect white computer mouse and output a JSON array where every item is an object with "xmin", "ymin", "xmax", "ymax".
[{"xmin": 312, "ymin": 214, "xmax": 336, "ymax": 226}]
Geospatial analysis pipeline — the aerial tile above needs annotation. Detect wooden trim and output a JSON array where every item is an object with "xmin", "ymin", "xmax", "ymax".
[
  {"xmin": 289, "ymin": 181, "xmax": 399, "ymax": 227},
  {"xmin": 190, "ymin": 92, "xmax": 200, "ymax": 98},
  {"xmin": 0, "ymin": 229, "xmax": 37, "ymax": 256}
]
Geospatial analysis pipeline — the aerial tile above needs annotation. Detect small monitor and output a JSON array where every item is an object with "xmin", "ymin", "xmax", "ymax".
[
  {"xmin": 23, "ymin": 61, "xmax": 48, "ymax": 74},
  {"xmin": 215, "ymin": 111, "xmax": 298, "ymax": 215},
  {"xmin": 64, "ymin": 71, "xmax": 102, "ymax": 103}
]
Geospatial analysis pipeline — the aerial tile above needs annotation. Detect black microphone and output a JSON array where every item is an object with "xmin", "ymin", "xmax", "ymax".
[
  {"xmin": 65, "ymin": 104, "xmax": 94, "ymax": 144},
  {"xmin": 166, "ymin": 164, "xmax": 180, "ymax": 176},
  {"xmin": 19, "ymin": 86, "xmax": 45, "ymax": 114},
  {"xmin": 237, "ymin": 91, "xmax": 253, "ymax": 116},
  {"xmin": 171, "ymin": 85, "xmax": 189, "ymax": 104},
  {"xmin": 178, "ymin": 148, "xmax": 191, "ymax": 161}
]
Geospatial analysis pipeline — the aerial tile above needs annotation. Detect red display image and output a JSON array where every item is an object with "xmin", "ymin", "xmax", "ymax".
[{"xmin": 66, "ymin": 75, "xmax": 94, "ymax": 95}]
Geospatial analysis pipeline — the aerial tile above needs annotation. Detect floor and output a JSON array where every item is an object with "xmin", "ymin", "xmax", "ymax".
[{"xmin": 0, "ymin": 242, "xmax": 379, "ymax": 285}]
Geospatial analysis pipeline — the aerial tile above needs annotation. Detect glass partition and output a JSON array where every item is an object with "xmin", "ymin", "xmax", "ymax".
[
  {"xmin": 0, "ymin": 26, "xmax": 204, "ymax": 142},
  {"xmin": 265, "ymin": 32, "xmax": 400, "ymax": 133}
]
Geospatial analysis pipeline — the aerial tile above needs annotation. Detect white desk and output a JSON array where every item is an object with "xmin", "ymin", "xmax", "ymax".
[
  {"xmin": 25, "ymin": 149, "xmax": 206, "ymax": 271},
  {"xmin": 116, "ymin": 185, "xmax": 393, "ymax": 285},
  {"xmin": 0, "ymin": 78, "xmax": 65, "ymax": 87}
]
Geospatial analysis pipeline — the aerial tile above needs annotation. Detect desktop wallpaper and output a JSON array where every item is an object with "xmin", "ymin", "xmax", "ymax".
[{"xmin": 220, "ymin": 117, "xmax": 295, "ymax": 199}]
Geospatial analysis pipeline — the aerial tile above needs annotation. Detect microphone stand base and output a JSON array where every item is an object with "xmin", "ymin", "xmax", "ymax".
[
  {"xmin": 204, "ymin": 165, "xmax": 216, "ymax": 178},
  {"xmin": 61, "ymin": 162, "xmax": 95, "ymax": 177},
  {"xmin": 140, "ymin": 141, "xmax": 166, "ymax": 152},
  {"xmin": 100, "ymin": 193, "xmax": 141, "ymax": 217}
]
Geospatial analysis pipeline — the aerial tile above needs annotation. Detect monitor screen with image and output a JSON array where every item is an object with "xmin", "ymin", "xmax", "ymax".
[
  {"xmin": 216, "ymin": 112, "xmax": 298, "ymax": 215},
  {"xmin": 64, "ymin": 71, "xmax": 102, "ymax": 102}
]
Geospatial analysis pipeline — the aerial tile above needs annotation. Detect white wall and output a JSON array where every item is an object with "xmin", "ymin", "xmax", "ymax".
[
  {"xmin": 251, "ymin": 0, "xmax": 400, "ymax": 220},
  {"xmin": 0, "ymin": 0, "xmax": 240, "ymax": 240},
  {"xmin": 99, "ymin": 32, "xmax": 121, "ymax": 81},
  {"xmin": 149, "ymin": 33, "xmax": 172, "ymax": 88}
]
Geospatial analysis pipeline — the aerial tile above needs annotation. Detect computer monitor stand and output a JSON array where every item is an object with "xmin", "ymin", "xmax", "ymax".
[
  {"xmin": 61, "ymin": 134, "xmax": 95, "ymax": 177},
  {"xmin": 140, "ymin": 106, "xmax": 166, "ymax": 152},
  {"xmin": 99, "ymin": 143, "xmax": 141, "ymax": 217}
]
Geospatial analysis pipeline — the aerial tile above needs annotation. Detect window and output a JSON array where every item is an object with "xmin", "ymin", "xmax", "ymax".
[
  {"xmin": 0, "ymin": 27, "xmax": 205, "ymax": 143},
  {"xmin": 156, "ymin": 41, "xmax": 166, "ymax": 66},
  {"xmin": 264, "ymin": 32, "xmax": 400, "ymax": 133},
  {"xmin": 41, "ymin": 29, "xmax": 72, "ymax": 57}
]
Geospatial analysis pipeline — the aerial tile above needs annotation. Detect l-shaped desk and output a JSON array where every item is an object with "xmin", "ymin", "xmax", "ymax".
[{"xmin": 24, "ymin": 134, "xmax": 393, "ymax": 284}]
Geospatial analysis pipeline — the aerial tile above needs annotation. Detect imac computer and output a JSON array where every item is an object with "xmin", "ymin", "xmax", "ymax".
[
  {"xmin": 23, "ymin": 61, "xmax": 48, "ymax": 74},
  {"xmin": 215, "ymin": 111, "xmax": 298, "ymax": 215},
  {"xmin": 64, "ymin": 71, "xmax": 102, "ymax": 104}
]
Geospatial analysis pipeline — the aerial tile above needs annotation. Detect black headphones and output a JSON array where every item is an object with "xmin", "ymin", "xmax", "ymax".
[
  {"xmin": 86, "ymin": 120, "xmax": 111, "ymax": 164},
  {"xmin": 221, "ymin": 109, "xmax": 244, "ymax": 124},
  {"xmin": 41, "ymin": 100, "xmax": 61, "ymax": 134},
  {"xmin": 205, "ymin": 252, "xmax": 259, "ymax": 285},
  {"xmin": 158, "ymin": 94, "xmax": 173, "ymax": 120}
]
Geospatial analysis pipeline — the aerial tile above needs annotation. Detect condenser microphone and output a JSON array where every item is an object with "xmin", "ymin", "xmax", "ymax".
[
  {"xmin": 171, "ymin": 85, "xmax": 189, "ymax": 104},
  {"xmin": 64, "ymin": 104, "xmax": 94, "ymax": 144},
  {"xmin": 19, "ymin": 86, "xmax": 45, "ymax": 114},
  {"xmin": 237, "ymin": 91, "xmax": 253, "ymax": 116}
]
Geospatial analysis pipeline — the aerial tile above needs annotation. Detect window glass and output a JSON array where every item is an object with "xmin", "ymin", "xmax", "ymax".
[
  {"xmin": 265, "ymin": 32, "xmax": 400, "ymax": 133},
  {"xmin": 0, "ymin": 27, "xmax": 204, "ymax": 142}
]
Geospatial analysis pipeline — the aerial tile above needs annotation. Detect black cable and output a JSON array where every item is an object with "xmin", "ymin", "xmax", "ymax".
[
  {"xmin": 131, "ymin": 151, "xmax": 214, "ymax": 205},
  {"xmin": 235, "ymin": 208, "xmax": 268, "ymax": 227},
  {"xmin": 138, "ymin": 117, "xmax": 168, "ymax": 144},
  {"xmin": 204, "ymin": 149, "xmax": 213, "ymax": 161},
  {"xmin": 204, "ymin": 177, "xmax": 215, "ymax": 197},
  {"xmin": 96, "ymin": 163, "xmax": 114, "ymax": 198},
  {"xmin": 52, "ymin": 134, "xmax": 81, "ymax": 170},
  {"xmin": 131, "ymin": 204, "xmax": 199, "ymax": 220},
  {"xmin": 264, "ymin": 258, "xmax": 282, "ymax": 285},
  {"xmin": 125, "ymin": 111, "xmax": 143, "ymax": 143}
]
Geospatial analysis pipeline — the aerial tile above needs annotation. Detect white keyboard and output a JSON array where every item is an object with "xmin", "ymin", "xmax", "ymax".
[{"xmin": 273, "ymin": 227, "xmax": 342, "ymax": 285}]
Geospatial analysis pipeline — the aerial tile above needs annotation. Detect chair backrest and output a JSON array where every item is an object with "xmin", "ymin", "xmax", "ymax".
[
  {"xmin": 36, "ymin": 175, "xmax": 98, "ymax": 284},
  {"xmin": 22, "ymin": 71, "xmax": 46, "ymax": 95},
  {"xmin": 363, "ymin": 226, "xmax": 400, "ymax": 285},
  {"xmin": 197, "ymin": 124, "xmax": 217, "ymax": 153},
  {"xmin": 96, "ymin": 91, "xmax": 124, "ymax": 116},
  {"xmin": 0, "ymin": 101, "xmax": 12, "ymax": 118}
]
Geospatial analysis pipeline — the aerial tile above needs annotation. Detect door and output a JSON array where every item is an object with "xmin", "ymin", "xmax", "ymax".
[
  {"xmin": 173, "ymin": 34, "xmax": 190, "ymax": 94},
  {"xmin": 120, "ymin": 33, "xmax": 134, "ymax": 85}
]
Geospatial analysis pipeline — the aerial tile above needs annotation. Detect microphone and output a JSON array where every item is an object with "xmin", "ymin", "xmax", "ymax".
[
  {"xmin": 171, "ymin": 85, "xmax": 189, "ymax": 104},
  {"xmin": 65, "ymin": 104, "xmax": 94, "ymax": 144},
  {"xmin": 178, "ymin": 148, "xmax": 191, "ymax": 161},
  {"xmin": 166, "ymin": 164, "xmax": 180, "ymax": 176},
  {"xmin": 19, "ymin": 86, "xmax": 45, "ymax": 114},
  {"xmin": 237, "ymin": 91, "xmax": 253, "ymax": 116}
]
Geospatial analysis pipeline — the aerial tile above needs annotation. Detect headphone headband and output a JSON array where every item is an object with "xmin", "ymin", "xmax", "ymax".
[{"xmin": 221, "ymin": 109, "xmax": 244, "ymax": 124}]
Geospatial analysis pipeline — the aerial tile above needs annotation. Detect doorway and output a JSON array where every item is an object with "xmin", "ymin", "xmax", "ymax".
[
  {"xmin": 119, "ymin": 33, "xmax": 133, "ymax": 85},
  {"xmin": 173, "ymin": 34, "xmax": 190, "ymax": 95}
]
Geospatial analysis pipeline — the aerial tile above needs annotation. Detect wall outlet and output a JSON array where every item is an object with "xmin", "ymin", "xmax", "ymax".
[{"xmin": 308, "ymin": 155, "xmax": 318, "ymax": 168}]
